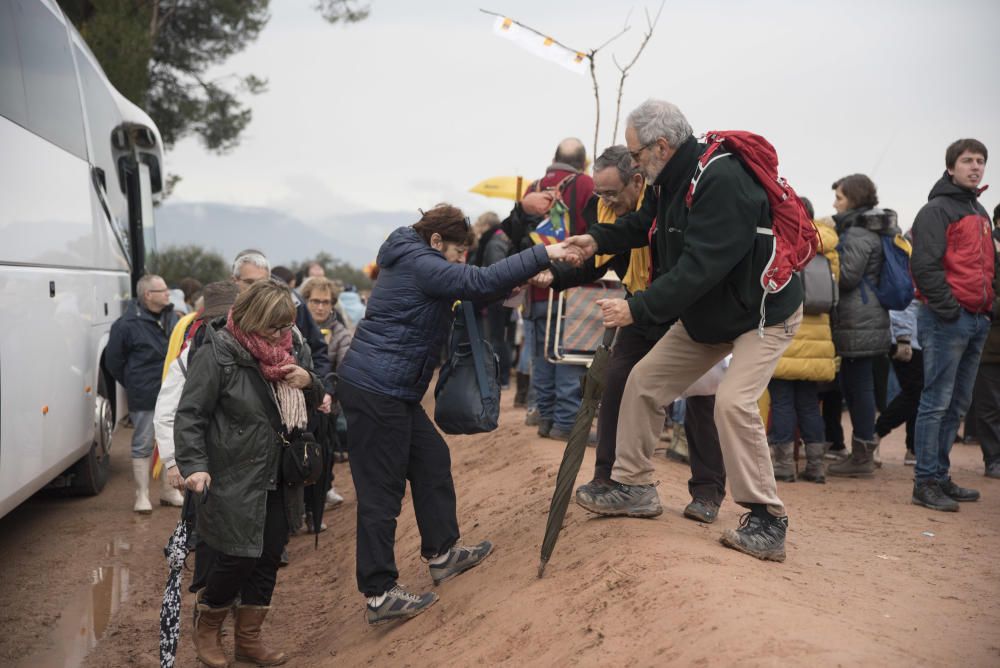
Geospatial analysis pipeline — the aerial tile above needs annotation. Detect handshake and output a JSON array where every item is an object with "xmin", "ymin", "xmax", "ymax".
[{"xmin": 542, "ymin": 234, "xmax": 598, "ymax": 267}]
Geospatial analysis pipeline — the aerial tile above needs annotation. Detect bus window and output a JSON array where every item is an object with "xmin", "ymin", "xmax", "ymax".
[
  {"xmin": 139, "ymin": 162, "xmax": 157, "ymax": 273},
  {"xmin": 0, "ymin": 0, "xmax": 29, "ymax": 126},
  {"xmin": 10, "ymin": 0, "xmax": 87, "ymax": 159}
]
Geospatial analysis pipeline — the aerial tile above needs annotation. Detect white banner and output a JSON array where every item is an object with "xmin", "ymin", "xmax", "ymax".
[{"xmin": 492, "ymin": 16, "xmax": 588, "ymax": 76}]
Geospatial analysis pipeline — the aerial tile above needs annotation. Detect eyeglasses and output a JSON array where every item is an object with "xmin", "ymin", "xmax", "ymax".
[
  {"xmin": 265, "ymin": 322, "xmax": 295, "ymax": 335},
  {"xmin": 147, "ymin": 288, "xmax": 170, "ymax": 293},
  {"xmin": 308, "ymin": 299, "xmax": 332, "ymax": 307},
  {"xmin": 595, "ymin": 184, "xmax": 628, "ymax": 202},
  {"xmin": 629, "ymin": 139, "xmax": 657, "ymax": 162}
]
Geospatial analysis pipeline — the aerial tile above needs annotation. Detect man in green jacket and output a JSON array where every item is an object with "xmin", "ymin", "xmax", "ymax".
[{"xmin": 566, "ymin": 99, "xmax": 803, "ymax": 562}]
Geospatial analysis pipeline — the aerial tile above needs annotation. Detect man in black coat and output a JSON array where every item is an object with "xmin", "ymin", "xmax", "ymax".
[
  {"xmin": 566, "ymin": 99, "xmax": 803, "ymax": 562},
  {"xmin": 106, "ymin": 273, "xmax": 179, "ymax": 513}
]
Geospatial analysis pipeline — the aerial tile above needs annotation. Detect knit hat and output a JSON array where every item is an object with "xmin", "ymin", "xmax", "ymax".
[{"xmin": 200, "ymin": 281, "xmax": 239, "ymax": 320}]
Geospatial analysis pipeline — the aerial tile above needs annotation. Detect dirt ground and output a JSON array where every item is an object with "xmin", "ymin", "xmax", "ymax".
[{"xmin": 1, "ymin": 392, "xmax": 998, "ymax": 667}]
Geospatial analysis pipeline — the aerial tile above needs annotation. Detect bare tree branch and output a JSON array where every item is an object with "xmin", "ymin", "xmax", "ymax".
[{"xmin": 610, "ymin": 0, "xmax": 665, "ymax": 145}]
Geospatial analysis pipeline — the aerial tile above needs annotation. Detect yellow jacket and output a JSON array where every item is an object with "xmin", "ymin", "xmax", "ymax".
[{"xmin": 772, "ymin": 218, "xmax": 840, "ymax": 382}]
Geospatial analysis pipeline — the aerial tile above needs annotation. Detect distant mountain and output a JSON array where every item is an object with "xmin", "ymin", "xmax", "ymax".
[{"xmin": 155, "ymin": 202, "xmax": 414, "ymax": 267}]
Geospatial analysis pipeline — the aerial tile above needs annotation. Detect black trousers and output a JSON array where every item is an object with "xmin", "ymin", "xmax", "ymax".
[
  {"xmin": 595, "ymin": 325, "xmax": 726, "ymax": 504},
  {"xmin": 974, "ymin": 363, "xmax": 1000, "ymax": 466},
  {"xmin": 339, "ymin": 380, "xmax": 460, "ymax": 597},
  {"xmin": 201, "ymin": 488, "xmax": 288, "ymax": 607},
  {"xmin": 875, "ymin": 349, "xmax": 924, "ymax": 450},
  {"xmin": 818, "ymin": 381, "xmax": 845, "ymax": 449},
  {"xmin": 483, "ymin": 305, "xmax": 514, "ymax": 387}
]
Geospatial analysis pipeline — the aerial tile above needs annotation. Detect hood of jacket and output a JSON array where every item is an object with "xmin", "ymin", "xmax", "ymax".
[
  {"xmin": 927, "ymin": 171, "xmax": 984, "ymax": 203},
  {"xmin": 377, "ymin": 226, "xmax": 442, "ymax": 270},
  {"xmin": 834, "ymin": 207, "xmax": 899, "ymax": 235}
]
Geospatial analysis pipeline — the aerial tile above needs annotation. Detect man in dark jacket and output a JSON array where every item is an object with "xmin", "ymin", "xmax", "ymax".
[
  {"xmin": 544, "ymin": 144, "xmax": 727, "ymax": 524},
  {"xmin": 566, "ymin": 99, "xmax": 803, "ymax": 562},
  {"xmin": 502, "ymin": 138, "xmax": 595, "ymax": 440},
  {"xmin": 972, "ymin": 205, "xmax": 1000, "ymax": 479},
  {"xmin": 910, "ymin": 138, "xmax": 996, "ymax": 511},
  {"xmin": 106, "ymin": 273, "xmax": 178, "ymax": 513}
]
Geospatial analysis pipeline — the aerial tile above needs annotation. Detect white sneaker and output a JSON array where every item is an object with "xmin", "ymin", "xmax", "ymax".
[{"xmin": 325, "ymin": 486, "xmax": 344, "ymax": 509}]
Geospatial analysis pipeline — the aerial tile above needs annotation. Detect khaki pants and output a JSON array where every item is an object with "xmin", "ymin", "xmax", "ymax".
[{"xmin": 612, "ymin": 307, "xmax": 803, "ymax": 517}]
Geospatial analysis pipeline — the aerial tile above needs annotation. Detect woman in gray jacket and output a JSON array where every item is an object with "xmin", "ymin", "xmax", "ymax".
[{"xmin": 827, "ymin": 174, "xmax": 899, "ymax": 477}]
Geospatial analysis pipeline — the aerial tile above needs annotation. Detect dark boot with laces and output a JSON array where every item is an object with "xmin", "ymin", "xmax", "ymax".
[
  {"xmin": 719, "ymin": 505, "xmax": 788, "ymax": 562},
  {"xmin": 911, "ymin": 480, "xmax": 959, "ymax": 512},
  {"xmin": 938, "ymin": 478, "xmax": 979, "ymax": 502}
]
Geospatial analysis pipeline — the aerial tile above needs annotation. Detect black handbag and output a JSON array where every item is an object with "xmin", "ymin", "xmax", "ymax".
[
  {"xmin": 281, "ymin": 430, "xmax": 323, "ymax": 486},
  {"xmin": 434, "ymin": 301, "xmax": 500, "ymax": 434}
]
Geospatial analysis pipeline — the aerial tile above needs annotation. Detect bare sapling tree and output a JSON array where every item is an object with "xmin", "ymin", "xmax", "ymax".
[{"xmin": 611, "ymin": 1, "xmax": 665, "ymax": 145}]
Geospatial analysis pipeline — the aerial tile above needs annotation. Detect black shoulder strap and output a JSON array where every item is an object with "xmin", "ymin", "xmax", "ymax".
[{"xmin": 461, "ymin": 301, "xmax": 490, "ymax": 401}]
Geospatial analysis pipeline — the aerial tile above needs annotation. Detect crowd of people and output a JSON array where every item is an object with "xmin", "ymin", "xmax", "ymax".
[{"xmin": 102, "ymin": 98, "xmax": 997, "ymax": 665}]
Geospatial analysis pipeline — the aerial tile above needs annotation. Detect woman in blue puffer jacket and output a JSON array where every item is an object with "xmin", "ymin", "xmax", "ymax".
[{"xmin": 338, "ymin": 204, "xmax": 576, "ymax": 625}]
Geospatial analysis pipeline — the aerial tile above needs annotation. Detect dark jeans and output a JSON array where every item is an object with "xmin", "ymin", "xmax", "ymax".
[
  {"xmin": 914, "ymin": 307, "xmax": 990, "ymax": 483},
  {"xmin": 875, "ymin": 348, "xmax": 924, "ymax": 450},
  {"xmin": 818, "ymin": 382, "xmax": 845, "ymax": 448},
  {"xmin": 840, "ymin": 356, "xmax": 877, "ymax": 441},
  {"xmin": 767, "ymin": 379, "xmax": 825, "ymax": 444},
  {"xmin": 483, "ymin": 305, "xmax": 513, "ymax": 387},
  {"xmin": 339, "ymin": 380, "xmax": 460, "ymax": 597},
  {"xmin": 974, "ymin": 363, "xmax": 1000, "ymax": 466},
  {"xmin": 201, "ymin": 488, "xmax": 288, "ymax": 607},
  {"xmin": 595, "ymin": 325, "xmax": 726, "ymax": 504}
]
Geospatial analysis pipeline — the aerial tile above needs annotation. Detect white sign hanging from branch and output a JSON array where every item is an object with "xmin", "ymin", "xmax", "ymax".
[{"xmin": 492, "ymin": 16, "xmax": 588, "ymax": 76}]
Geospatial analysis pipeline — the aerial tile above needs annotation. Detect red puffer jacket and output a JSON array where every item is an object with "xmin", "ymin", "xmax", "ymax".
[{"xmin": 911, "ymin": 173, "xmax": 996, "ymax": 321}]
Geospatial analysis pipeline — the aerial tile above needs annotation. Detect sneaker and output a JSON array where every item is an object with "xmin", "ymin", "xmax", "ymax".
[
  {"xmin": 911, "ymin": 481, "xmax": 959, "ymax": 512},
  {"xmin": 537, "ymin": 419, "xmax": 553, "ymax": 438},
  {"xmin": 278, "ymin": 548, "xmax": 290, "ymax": 568},
  {"xmin": 366, "ymin": 585, "xmax": 438, "ymax": 625},
  {"xmin": 575, "ymin": 478, "xmax": 613, "ymax": 498},
  {"xmin": 904, "ymin": 449, "xmax": 916, "ymax": 466},
  {"xmin": 524, "ymin": 407, "xmax": 540, "ymax": 427},
  {"xmin": 325, "ymin": 486, "xmax": 345, "ymax": 509},
  {"xmin": 428, "ymin": 541, "xmax": 494, "ymax": 585},
  {"xmin": 547, "ymin": 425, "xmax": 571, "ymax": 441},
  {"xmin": 683, "ymin": 498, "xmax": 720, "ymax": 524},
  {"xmin": 574, "ymin": 481, "xmax": 662, "ymax": 518},
  {"xmin": 939, "ymin": 478, "xmax": 980, "ymax": 502},
  {"xmin": 986, "ymin": 461, "xmax": 1000, "ymax": 479},
  {"xmin": 333, "ymin": 450, "xmax": 349, "ymax": 463},
  {"xmin": 719, "ymin": 511, "xmax": 787, "ymax": 562}
]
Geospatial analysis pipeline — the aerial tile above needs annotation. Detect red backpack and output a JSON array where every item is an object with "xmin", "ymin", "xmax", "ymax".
[{"xmin": 685, "ymin": 131, "xmax": 817, "ymax": 300}]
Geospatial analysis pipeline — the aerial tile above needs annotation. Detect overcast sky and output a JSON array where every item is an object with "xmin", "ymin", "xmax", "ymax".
[{"xmin": 166, "ymin": 0, "xmax": 1000, "ymax": 240}]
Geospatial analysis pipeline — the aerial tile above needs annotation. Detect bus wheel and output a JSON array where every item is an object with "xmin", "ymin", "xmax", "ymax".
[{"xmin": 69, "ymin": 389, "xmax": 113, "ymax": 496}]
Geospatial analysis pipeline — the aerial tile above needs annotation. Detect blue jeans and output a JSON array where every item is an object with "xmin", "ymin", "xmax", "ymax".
[
  {"xmin": 913, "ymin": 306, "xmax": 990, "ymax": 483},
  {"xmin": 529, "ymin": 300, "xmax": 584, "ymax": 430},
  {"xmin": 130, "ymin": 410, "xmax": 155, "ymax": 458},
  {"xmin": 767, "ymin": 379, "xmax": 825, "ymax": 444},
  {"xmin": 839, "ymin": 357, "xmax": 876, "ymax": 441}
]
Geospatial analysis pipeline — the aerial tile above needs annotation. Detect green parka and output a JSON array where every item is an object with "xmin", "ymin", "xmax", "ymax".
[{"xmin": 175, "ymin": 324, "xmax": 324, "ymax": 558}]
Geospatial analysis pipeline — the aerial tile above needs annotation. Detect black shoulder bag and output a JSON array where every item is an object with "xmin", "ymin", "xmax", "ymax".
[{"xmin": 434, "ymin": 301, "xmax": 500, "ymax": 434}]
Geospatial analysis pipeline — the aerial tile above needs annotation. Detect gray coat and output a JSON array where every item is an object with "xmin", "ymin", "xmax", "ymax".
[
  {"xmin": 832, "ymin": 208, "xmax": 900, "ymax": 358},
  {"xmin": 175, "ymin": 325, "xmax": 323, "ymax": 558}
]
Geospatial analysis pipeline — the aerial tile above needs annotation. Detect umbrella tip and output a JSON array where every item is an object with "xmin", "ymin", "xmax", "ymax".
[{"xmin": 537, "ymin": 560, "xmax": 547, "ymax": 578}]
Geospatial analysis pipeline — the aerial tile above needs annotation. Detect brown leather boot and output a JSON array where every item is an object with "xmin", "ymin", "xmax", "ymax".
[
  {"xmin": 193, "ymin": 595, "xmax": 230, "ymax": 668},
  {"xmin": 234, "ymin": 605, "xmax": 287, "ymax": 666}
]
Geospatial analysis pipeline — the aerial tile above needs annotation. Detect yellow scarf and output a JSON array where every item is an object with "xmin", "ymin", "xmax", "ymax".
[{"xmin": 594, "ymin": 186, "xmax": 651, "ymax": 294}]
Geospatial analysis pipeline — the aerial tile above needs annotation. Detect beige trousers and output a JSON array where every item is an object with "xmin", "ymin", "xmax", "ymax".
[{"xmin": 612, "ymin": 307, "xmax": 803, "ymax": 517}]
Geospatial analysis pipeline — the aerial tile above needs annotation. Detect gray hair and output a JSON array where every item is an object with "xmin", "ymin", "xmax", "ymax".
[
  {"xmin": 594, "ymin": 145, "xmax": 639, "ymax": 184},
  {"xmin": 627, "ymin": 99, "xmax": 693, "ymax": 149},
  {"xmin": 232, "ymin": 251, "xmax": 270, "ymax": 278},
  {"xmin": 136, "ymin": 273, "xmax": 163, "ymax": 305}
]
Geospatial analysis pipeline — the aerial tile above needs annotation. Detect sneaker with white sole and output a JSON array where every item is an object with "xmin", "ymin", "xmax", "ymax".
[
  {"xmin": 575, "ymin": 481, "xmax": 663, "ymax": 518},
  {"xmin": 366, "ymin": 585, "xmax": 438, "ymax": 625},
  {"xmin": 428, "ymin": 541, "xmax": 494, "ymax": 585},
  {"xmin": 325, "ymin": 486, "xmax": 344, "ymax": 509}
]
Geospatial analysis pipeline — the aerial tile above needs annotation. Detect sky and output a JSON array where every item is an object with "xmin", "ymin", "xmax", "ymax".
[{"xmin": 165, "ymin": 0, "xmax": 1000, "ymax": 247}]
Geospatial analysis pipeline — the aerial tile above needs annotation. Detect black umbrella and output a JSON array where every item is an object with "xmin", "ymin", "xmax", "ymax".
[
  {"xmin": 538, "ymin": 328, "xmax": 617, "ymax": 577},
  {"xmin": 160, "ymin": 490, "xmax": 196, "ymax": 668},
  {"xmin": 306, "ymin": 409, "xmax": 337, "ymax": 548}
]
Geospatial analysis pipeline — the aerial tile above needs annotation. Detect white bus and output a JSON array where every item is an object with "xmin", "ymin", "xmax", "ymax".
[{"xmin": 0, "ymin": 0, "xmax": 165, "ymax": 518}]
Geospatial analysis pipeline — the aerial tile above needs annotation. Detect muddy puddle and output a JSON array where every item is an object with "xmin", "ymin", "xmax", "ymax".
[{"xmin": 17, "ymin": 539, "xmax": 131, "ymax": 668}]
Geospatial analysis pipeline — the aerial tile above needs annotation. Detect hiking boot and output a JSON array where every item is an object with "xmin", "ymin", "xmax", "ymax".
[
  {"xmin": 911, "ymin": 481, "xmax": 959, "ymax": 512},
  {"xmin": 234, "ymin": 605, "xmax": 287, "ymax": 666},
  {"xmin": 769, "ymin": 442, "xmax": 796, "ymax": 482},
  {"xmin": 548, "ymin": 425, "xmax": 571, "ymax": 441},
  {"xmin": 575, "ymin": 481, "xmax": 663, "ymax": 518},
  {"xmin": 828, "ymin": 436, "xmax": 877, "ymax": 477},
  {"xmin": 986, "ymin": 461, "xmax": 1000, "ymax": 479},
  {"xmin": 193, "ymin": 593, "xmax": 230, "ymax": 668},
  {"xmin": 904, "ymin": 449, "xmax": 916, "ymax": 466},
  {"xmin": 666, "ymin": 425, "xmax": 689, "ymax": 463},
  {"xmin": 524, "ymin": 407, "xmax": 540, "ymax": 427},
  {"xmin": 683, "ymin": 498, "xmax": 720, "ymax": 524},
  {"xmin": 719, "ymin": 509, "xmax": 788, "ymax": 562},
  {"xmin": 575, "ymin": 478, "xmax": 613, "ymax": 498},
  {"xmin": 939, "ymin": 478, "xmax": 980, "ymax": 502},
  {"xmin": 537, "ymin": 418, "xmax": 553, "ymax": 438},
  {"xmin": 800, "ymin": 442, "xmax": 827, "ymax": 484},
  {"xmin": 429, "ymin": 541, "xmax": 494, "ymax": 585},
  {"xmin": 366, "ymin": 585, "xmax": 438, "ymax": 625}
]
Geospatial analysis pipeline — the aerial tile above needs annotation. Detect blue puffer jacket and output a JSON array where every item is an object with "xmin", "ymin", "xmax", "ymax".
[{"xmin": 339, "ymin": 226, "xmax": 549, "ymax": 402}]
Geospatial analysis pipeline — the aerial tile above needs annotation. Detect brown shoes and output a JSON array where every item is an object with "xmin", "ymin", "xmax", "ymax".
[
  {"xmin": 193, "ymin": 594, "xmax": 230, "ymax": 668},
  {"xmin": 235, "ymin": 605, "xmax": 287, "ymax": 666}
]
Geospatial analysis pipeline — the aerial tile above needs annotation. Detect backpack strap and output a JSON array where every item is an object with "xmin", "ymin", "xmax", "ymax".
[
  {"xmin": 461, "ymin": 301, "xmax": 491, "ymax": 403},
  {"xmin": 685, "ymin": 137, "xmax": 731, "ymax": 208}
]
